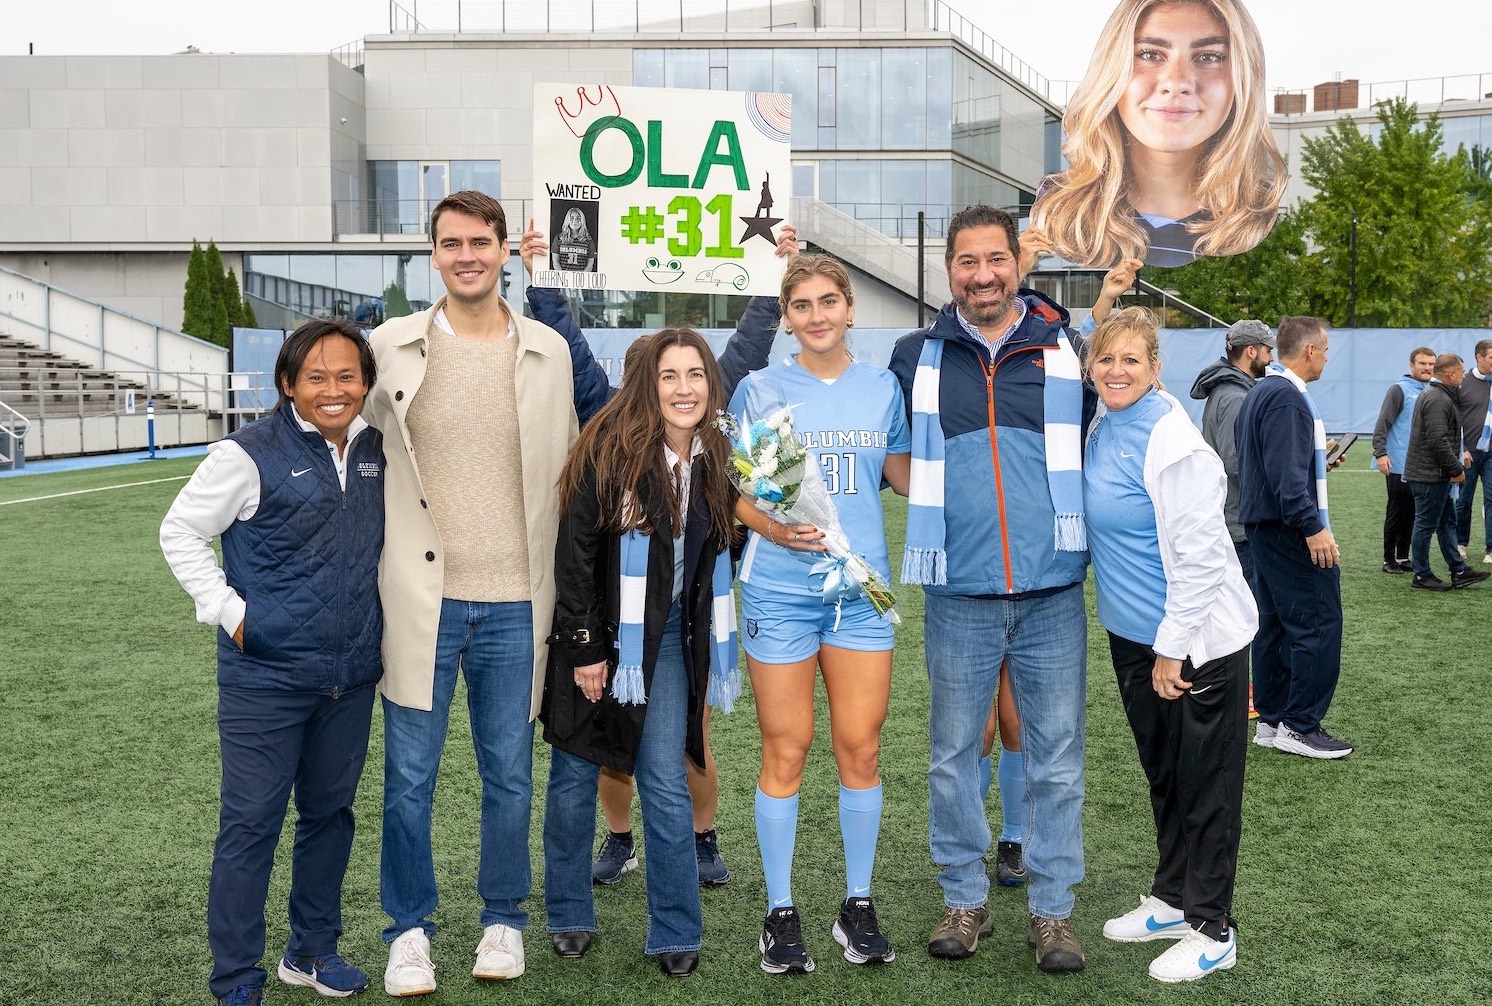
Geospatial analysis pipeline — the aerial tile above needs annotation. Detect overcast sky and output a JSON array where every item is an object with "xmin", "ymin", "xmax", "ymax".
[{"xmin": 9, "ymin": 0, "xmax": 1490, "ymax": 94}]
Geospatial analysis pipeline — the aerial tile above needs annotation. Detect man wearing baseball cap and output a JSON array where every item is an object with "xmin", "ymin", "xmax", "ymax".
[{"xmin": 1190, "ymin": 319, "xmax": 1276, "ymax": 584}]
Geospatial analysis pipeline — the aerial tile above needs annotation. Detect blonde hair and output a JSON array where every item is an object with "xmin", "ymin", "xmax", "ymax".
[
  {"xmin": 1030, "ymin": 0, "xmax": 1286, "ymax": 267},
  {"xmin": 1087, "ymin": 306, "xmax": 1164, "ymax": 391}
]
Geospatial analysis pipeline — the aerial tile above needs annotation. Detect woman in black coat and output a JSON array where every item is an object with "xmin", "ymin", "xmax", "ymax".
[{"xmin": 539, "ymin": 327, "xmax": 740, "ymax": 977}]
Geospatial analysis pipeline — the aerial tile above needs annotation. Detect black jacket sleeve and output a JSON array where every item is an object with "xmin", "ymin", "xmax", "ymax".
[
  {"xmin": 526, "ymin": 286, "xmax": 614, "ymax": 426},
  {"xmin": 551, "ymin": 464, "xmax": 612, "ymax": 668}
]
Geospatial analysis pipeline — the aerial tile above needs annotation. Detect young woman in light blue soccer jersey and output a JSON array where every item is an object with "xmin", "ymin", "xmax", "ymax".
[{"xmin": 728, "ymin": 254, "xmax": 910, "ymax": 974}]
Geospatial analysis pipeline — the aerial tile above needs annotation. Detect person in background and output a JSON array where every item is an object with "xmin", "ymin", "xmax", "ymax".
[{"xmin": 1372, "ymin": 347, "xmax": 1437, "ymax": 575}]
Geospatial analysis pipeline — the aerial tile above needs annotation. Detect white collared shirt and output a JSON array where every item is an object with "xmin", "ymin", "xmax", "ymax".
[
  {"xmin": 663, "ymin": 436, "xmax": 704, "ymax": 601},
  {"xmin": 159, "ymin": 407, "xmax": 369, "ymax": 635}
]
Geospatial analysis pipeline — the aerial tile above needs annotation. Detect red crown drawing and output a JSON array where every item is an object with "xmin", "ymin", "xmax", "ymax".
[{"xmin": 553, "ymin": 84, "xmax": 624, "ymax": 140}]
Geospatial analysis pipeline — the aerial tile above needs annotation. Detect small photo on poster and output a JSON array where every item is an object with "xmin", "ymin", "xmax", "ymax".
[{"xmin": 550, "ymin": 200, "xmax": 600, "ymax": 273}]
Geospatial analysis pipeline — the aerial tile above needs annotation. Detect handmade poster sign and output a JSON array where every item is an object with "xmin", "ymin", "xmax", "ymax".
[{"xmin": 532, "ymin": 83, "xmax": 793, "ymax": 297}]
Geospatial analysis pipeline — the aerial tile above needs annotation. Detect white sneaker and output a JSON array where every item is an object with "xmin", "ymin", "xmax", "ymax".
[
  {"xmin": 1102, "ymin": 895, "xmax": 1187, "ymax": 943},
  {"xmin": 384, "ymin": 928, "xmax": 436, "ymax": 997},
  {"xmin": 1148, "ymin": 926, "xmax": 1236, "ymax": 982},
  {"xmin": 473, "ymin": 923, "xmax": 525, "ymax": 980},
  {"xmin": 1253, "ymin": 722, "xmax": 1277, "ymax": 748},
  {"xmin": 1458, "ymin": 544, "xmax": 1468, "ymax": 560},
  {"xmin": 1483, "ymin": 549, "xmax": 1492, "ymax": 565}
]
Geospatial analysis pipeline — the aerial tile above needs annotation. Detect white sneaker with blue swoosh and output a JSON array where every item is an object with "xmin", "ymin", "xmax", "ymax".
[
  {"xmin": 1148, "ymin": 926, "xmax": 1236, "ymax": 983},
  {"xmin": 1102, "ymin": 895, "xmax": 1186, "ymax": 942}
]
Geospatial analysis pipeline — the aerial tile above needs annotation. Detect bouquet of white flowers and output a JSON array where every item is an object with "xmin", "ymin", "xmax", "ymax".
[{"xmin": 717, "ymin": 382, "xmax": 899, "ymax": 624}]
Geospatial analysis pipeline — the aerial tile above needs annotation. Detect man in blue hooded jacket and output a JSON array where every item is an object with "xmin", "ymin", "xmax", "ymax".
[{"xmin": 889, "ymin": 205, "xmax": 1094, "ymax": 974}]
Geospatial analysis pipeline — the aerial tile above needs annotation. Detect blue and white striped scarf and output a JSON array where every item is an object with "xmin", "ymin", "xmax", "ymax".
[
  {"xmin": 902, "ymin": 332, "xmax": 1086, "ymax": 586},
  {"xmin": 614, "ymin": 529, "xmax": 740, "ymax": 712},
  {"xmin": 1266, "ymin": 363, "xmax": 1330, "ymax": 530},
  {"xmin": 1472, "ymin": 369, "xmax": 1492, "ymax": 453}
]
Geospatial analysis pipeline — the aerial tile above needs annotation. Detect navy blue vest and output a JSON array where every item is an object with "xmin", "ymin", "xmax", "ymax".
[{"xmin": 217, "ymin": 404, "xmax": 385, "ymax": 694}]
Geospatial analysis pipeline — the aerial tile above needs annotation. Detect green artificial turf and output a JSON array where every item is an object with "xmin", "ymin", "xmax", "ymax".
[{"xmin": 1, "ymin": 462, "xmax": 1488, "ymax": 1005}]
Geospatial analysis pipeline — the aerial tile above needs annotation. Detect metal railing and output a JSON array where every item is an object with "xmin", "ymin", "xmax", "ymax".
[
  {"xmin": 385, "ymin": 0, "xmax": 931, "ymax": 34},
  {"xmin": 0, "ymin": 398, "xmax": 25, "ymax": 470},
  {"xmin": 0, "ymin": 266, "xmax": 228, "ymax": 414},
  {"xmin": 330, "ymin": 37, "xmax": 366, "ymax": 71},
  {"xmin": 1271, "ymin": 72, "xmax": 1492, "ymax": 115},
  {"xmin": 0, "ymin": 368, "xmax": 228, "ymax": 460},
  {"xmin": 930, "ymin": 0, "xmax": 1051, "ymax": 100},
  {"xmin": 333, "ymin": 197, "xmax": 535, "ymax": 239}
]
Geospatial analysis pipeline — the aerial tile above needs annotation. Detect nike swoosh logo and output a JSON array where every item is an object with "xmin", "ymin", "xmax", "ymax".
[
  {"xmin": 1198, "ymin": 947, "xmax": 1233, "ymax": 969},
  {"xmin": 1121, "ymin": 452, "xmax": 1136, "ymax": 458},
  {"xmin": 853, "ymin": 886, "xmax": 869, "ymax": 895},
  {"xmin": 774, "ymin": 897, "xmax": 791, "ymax": 907},
  {"xmin": 1145, "ymin": 917, "xmax": 1186, "ymax": 932},
  {"xmin": 1189, "ymin": 685, "xmax": 1212, "ymax": 695},
  {"xmin": 291, "ymin": 467, "xmax": 313, "ymax": 477}
]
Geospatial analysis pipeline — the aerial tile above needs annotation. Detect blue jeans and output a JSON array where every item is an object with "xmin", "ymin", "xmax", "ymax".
[
  {"xmin": 924, "ymin": 586, "xmax": 1086, "ymax": 919},
  {"xmin": 1410, "ymin": 481, "xmax": 1467, "ymax": 576},
  {"xmin": 209, "ymin": 684, "xmax": 375, "ymax": 997},
  {"xmin": 1455, "ymin": 449, "xmax": 1492, "ymax": 550},
  {"xmin": 380, "ymin": 599, "xmax": 535, "ymax": 940},
  {"xmin": 543, "ymin": 604, "xmax": 701, "ymax": 954}
]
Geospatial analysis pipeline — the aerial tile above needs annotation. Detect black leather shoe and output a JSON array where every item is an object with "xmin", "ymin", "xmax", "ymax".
[
  {"xmin": 551, "ymin": 931, "xmax": 592, "ymax": 958},
  {"xmin": 657, "ymin": 950, "xmax": 699, "ymax": 976}
]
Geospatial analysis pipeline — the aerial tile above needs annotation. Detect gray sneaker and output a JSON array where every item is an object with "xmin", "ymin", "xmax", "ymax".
[
  {"xmin": 1027, "ymin": 915, "xmax": 1085, "ymax": 972},
  {"xmin": 927, "ymin": 906, "xmax": 992, "ymax": 959},
  {"xmin": 1274, "ymin": 725, "xmax": 1353, "ymax": 759}
]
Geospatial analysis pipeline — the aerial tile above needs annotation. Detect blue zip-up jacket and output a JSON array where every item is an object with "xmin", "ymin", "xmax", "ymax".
[
  {"xmin": 218, "ymin": 404, "xmax": 385, "ymax": 694},
  {"xmin": 889, "ymin": 291, "xmax": 1094, "ymax": 597},
  {"xmin": 525, "ymin": 287, "xmax": 781, "ymax": 421},
  {"xmin": 1235, "ymin": 374, "xmax": 1322, "ymax": 537}
]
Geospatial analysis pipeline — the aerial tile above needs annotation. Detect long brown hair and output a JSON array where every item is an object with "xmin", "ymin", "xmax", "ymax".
[{"xmin": 558, "ymin": 328, "xmax": 736, "ymax": 550}]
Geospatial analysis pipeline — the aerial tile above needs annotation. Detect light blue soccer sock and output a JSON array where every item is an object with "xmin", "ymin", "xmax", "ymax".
[
  {"xmin": 755, "ymin": 787, "xmax": 799, "ymax": 911},
  {"xmin": 840, "ymin": 782, "xmax": 883, "ymax": 899},
  {"xmin": 997, "ymin": 747, "xmax": 1026, "ymax": 844},
  {"xmin": 978, "ymin": 754, "xmax": 993, "ymax": 802}
]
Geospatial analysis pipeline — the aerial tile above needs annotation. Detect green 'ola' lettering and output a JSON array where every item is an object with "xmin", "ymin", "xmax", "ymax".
[
  {"xmin": 646, "ymin": 120, "xmax": 689, "ymax": 188},
  {"xmin": 692, "ymin": 121, "xmax": 749, "ymax": 191},
  {"xmin": 580, "ymin": 116, "xmax": 644, "ymax": 188}
]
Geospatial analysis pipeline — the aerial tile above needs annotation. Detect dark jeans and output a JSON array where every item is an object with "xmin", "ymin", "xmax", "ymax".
[
  {"xmin": 1107, "ymin": 634, "xmax": 1248, "ymax": 941},
  {"xmin": 1245, "ymin": 521, "xmax": 1343, "ymax": 735},
  {"xmin": 208, "ymin": 684, "xmax": 376, "ymax": 997},
  {"xmin": 1383, "ymin": 472, "xmax": 1415, "ymax": 563},
  {"xmin": 1455, "ymin": 448, "xmax": 1492, "ymax": 551},
  {"xmin": 1409, "ymin": 480, "xmax": 1467, "ymax": 577}
]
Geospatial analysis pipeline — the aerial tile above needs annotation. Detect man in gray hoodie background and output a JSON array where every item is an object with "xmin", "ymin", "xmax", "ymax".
[{"xmin": 1190, "ymin": 319, "xmax": 1276, "ymax": 584}]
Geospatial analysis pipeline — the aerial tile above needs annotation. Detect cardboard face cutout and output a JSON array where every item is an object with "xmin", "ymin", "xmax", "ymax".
[{"xmin": 1028, "ymin": 0, "xmax": 1285, "ymax": 270}]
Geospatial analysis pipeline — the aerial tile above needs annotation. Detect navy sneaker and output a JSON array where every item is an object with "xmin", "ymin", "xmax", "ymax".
[
  {"xmin": 833, "ymin": 897, "xmax": 895, "ymax": 964},
  {"xmin": 217, "ymin": 985, "xmax": 263, "ymax": 1006},
  {"xmin": 995, "ymin": 840, "xmax": 1028, "ymax": 886},
  {"xmin": 591, "ymin": 832, "xmax": 638, "ymax": 885},
  {"xmin": 695, "ymin": 829, "xmax": 731, "ymax": 886},
  {"xmin": 760, "ymin": 906, "xmax": 814, "ymax": 974},
  {"xmin": 277, "ymin": 953, "xmax": 369, "ymax": 997}
]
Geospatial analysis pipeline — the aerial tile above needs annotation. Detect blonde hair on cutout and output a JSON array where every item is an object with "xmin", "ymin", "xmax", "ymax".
[{"xmin": 1029, "ymin": 0, "xmax": 1286, "ymax": 268}]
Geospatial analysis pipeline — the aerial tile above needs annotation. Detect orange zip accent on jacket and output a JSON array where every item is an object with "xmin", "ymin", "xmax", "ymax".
[{"xmin": 982, "ymin": 344, "xmax": 1044, "ymax": 595}]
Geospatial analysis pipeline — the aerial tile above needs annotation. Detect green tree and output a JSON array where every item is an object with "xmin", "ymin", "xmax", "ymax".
[
  {"xmin": 204, "ymin": 241, "xmax": 229, "ymax": 328},
  {"xmin": 180, "ymin": 240, "xmax": 217, "ymax": 343},
  {"xmin": 1146, "ymin": 209, "xmax": 1312, "ymax": 325},
  {"xmin": 224, "ymin": 267, "xmax": 246, "ymax": 329},
  {"xmin": 1295, "ymin": 97, "xmax": 1492, "ymax": 327},
  {"xmin": 383, "ymin": 282, "xmax": 412, "ymax": 319},
  {"xmin": 240, "ymin": 294, "xmax": 259, "ymax": 329}
]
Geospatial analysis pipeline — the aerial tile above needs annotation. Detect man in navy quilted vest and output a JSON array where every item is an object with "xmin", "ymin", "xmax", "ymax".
[{"xmin": 161, "ymin": 319, "xmax": 385, "ymax": 1006}]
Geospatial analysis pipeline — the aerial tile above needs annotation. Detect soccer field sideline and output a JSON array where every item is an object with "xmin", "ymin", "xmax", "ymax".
[{"xmin": 1, "ymin": 459, "xmax": 1488, "ymax": 1005}]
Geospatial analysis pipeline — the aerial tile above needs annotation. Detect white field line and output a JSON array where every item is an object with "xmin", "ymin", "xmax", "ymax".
[{"xmin": 0, "ymin": 475, "xmax": 190, "ymax": 507}]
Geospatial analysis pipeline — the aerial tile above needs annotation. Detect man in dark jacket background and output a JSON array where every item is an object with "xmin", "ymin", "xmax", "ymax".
[
  {"xmin": 1190, "ymin": 318, "xmax": 1274, "ymax": 583},
  {"xmin": 1404, "ymin": 354, "xmax": 1490, "ymax": 591},
  {"xmin": 1454, "ymin": 339, "xmax": 1492, "ymax": 563}
]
